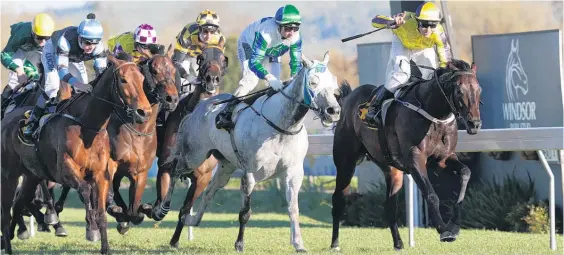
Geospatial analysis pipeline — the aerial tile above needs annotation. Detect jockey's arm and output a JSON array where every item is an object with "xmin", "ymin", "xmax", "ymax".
[
  {"xmin": 248, "ymin": 32, "xmax": 270, "ymax": 80},
  {"xmin": 437, "ymin": 24, "xmax": 452, "ymax": 64},
  {"xmin": 1, "ymin": 25, "xmax": 25, "ymax": 72},
  {"xmin": 371, "ymin": 15, "xmax": 396, "ymax": 29},
  {"xmin": 92, "ymin": 43, "xmax": 108, "ymax": 76},
  {"xmin": 288, "ymin": 35, "xmax": 303, "ymax": 78},
  {"xmin": 56, "ymin": 37, "xmax": 86, "ymax": 87},
  {"xmin": 172, "ymin": 28, "xmax": 193, "ymax": 79},
  {"xmin": 434, "ymin": 25, "xmax": 450, "ymax": 68}
]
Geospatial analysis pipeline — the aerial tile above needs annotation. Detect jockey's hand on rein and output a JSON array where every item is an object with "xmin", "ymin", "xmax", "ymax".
[{"xmin": 74, "ymin": 82, "xmax": 93, "ymax": 93}]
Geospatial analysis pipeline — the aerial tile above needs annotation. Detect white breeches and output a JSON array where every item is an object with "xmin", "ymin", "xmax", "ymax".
[{"xmin": 384, "ymin": 36, "xmax": 438, "ymax": 93}]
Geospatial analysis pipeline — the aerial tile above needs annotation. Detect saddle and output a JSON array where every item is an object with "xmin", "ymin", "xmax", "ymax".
[{"xmin": 215, "ymin": 89, "xmax": 276, "ymax": 131}]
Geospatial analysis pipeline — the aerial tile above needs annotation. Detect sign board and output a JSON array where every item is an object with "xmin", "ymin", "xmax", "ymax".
[{"xmin": 472, "ymin": 30, "xmax": 563, "ymax": 162}]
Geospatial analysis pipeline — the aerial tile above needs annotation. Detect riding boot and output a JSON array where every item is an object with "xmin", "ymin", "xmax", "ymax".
[
  {"xmin": 365, "ymin": 88, "xmax": 394, "ymax": 127},
  {"xmin": 22, "ymin": 95, "xmax": 48, "ymax": 140},
  {"xmin": 216, "ymin": 98, "xmax": 238, "ymax": 130}
]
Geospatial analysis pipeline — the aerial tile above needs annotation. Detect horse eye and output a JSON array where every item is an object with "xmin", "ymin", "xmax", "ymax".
[{"xmin": 120, "ymin": 77, "xmax": 127, "ymax": 83}]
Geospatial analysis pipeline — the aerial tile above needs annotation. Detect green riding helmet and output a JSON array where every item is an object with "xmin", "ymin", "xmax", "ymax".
[{"xmin": 275, "ymin": 5, "xmax": 301, "ymax": 26}]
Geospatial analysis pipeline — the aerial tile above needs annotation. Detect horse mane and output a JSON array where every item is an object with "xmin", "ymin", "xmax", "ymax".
[
  {"xmin": 336, "ymin": 80, "xmax": 352, "ymax": 107},
  {"xmin": 433, "ymin": 58, "xmax": 473, "ymax": 90}
]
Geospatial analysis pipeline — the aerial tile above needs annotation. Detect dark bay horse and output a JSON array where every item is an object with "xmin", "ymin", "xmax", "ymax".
[
  {"xmin": 105, "ymin": 46, "xmax": 180, "ymax": 234},
  {"xmin": 148, "ymin": 45, "xmax": 227, "ymax": 247},
  {"xmin": 330, "ymin": 60, "xmax": 482, "ymax": 251},
  {"xmin": 1, "ymin": 54, "xmax": 152, "ymax": 255}
]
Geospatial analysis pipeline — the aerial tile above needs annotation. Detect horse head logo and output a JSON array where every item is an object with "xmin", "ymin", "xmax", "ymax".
[{"xmin": 505, "ymin": 38, "xmax": 529, "ymax": 101}]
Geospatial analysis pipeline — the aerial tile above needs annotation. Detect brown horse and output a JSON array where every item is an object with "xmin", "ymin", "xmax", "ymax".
[
  {"xmin": 149, "ymin": 46, "xmax": 227, "ymax": 247},
  {"xmin": 105, "ymin": 46, "xmax": 180, "ymax": 235},
  {"xmin": 1, "ymin": 54, "xmax": 152, "ymax": 254},
  {"xmin": 330, "ymin": 60, "xmax": 482, "ymax": 251}
]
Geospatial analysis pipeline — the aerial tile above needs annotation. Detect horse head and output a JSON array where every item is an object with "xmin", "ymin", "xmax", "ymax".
[
  {"xmin": 197, "ymin": 44, "xmax": 228, "ymax": 95},
  {"xmin": 444, "ymin": 60, "xmax": 482, "ymax": 134},
  {"xmin": 301, "ymin": 51, "xmax": 341, "ymax": 127},
  {"xmin": 505, "ymin": 38, "xmax": 528, "ymax": 101},
  {"xmin": 107, "ymin": 54, "xmax": 152, "ymax": 124},
  {"xmin": 144, "ymin": 44, "xmax": 180, "ymax": 111}
]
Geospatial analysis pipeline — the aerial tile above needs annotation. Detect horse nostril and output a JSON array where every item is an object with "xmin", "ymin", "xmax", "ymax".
[
  {"xmin": 326, "ymin": 107, "xmax": 336, "ymax": 115},
  {"xmin": 136, "ymin": 109, "xmax": 147, "ymax": 117},
  {"xmin": 165, "ymin": 96, "xmax": 173, "ymax": 103}
]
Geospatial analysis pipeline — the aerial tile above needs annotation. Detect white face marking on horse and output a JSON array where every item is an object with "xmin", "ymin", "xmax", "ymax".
[{"xmin": 302, "ymin": 52, "xmax": 341, "ymax": 126}]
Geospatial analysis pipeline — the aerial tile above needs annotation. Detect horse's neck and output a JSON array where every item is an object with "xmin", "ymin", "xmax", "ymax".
[
  {"xmin": 262, "ymin": 75, "xmax": 308, "ymax": 133},
  {"xmin": 415, "ymin": 77, "xmax": 453, "ymax": 119},
  {"xmin": 68, "ymin": 75, "xmax": 115, "ymax": 131}
]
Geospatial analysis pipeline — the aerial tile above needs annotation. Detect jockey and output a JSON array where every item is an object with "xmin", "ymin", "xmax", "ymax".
[
  {"xmin": 1, "ymin": 13, "xmax": 55, "ymax": 104},
  {"xmin": 107, "ymin": 23, "xmax": 159, "ymax": 64},
  {"xmin": 172, "ymin": 9, "xmax": 226, "ymax": 96},
  {"xmin": 365, "ymin": 2, "xmax": 452, "ymax": 127},
  {"xmin": 23, "ymin": 13, "xmax": 107, "ymax": 140},
  {"xmin": 232, "ymin": 4, "xmax": 303, "ymax": 97}
]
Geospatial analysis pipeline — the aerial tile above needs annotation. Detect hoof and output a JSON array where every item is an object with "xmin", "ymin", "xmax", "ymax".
[
  {"xmin": 44, "ymin": 213, "xmax": 59, "ymax": 225},
  {"xmin": 130, "ymin": 214, "xmax": 145, "ymax": 225},
  {"xmin": 234, "ymin": 242, "xmax": 244, "ymax": 252},
  {"xmin": 117, "ymin": 222, "xmax": 130, "ymax": 235},
  {"xmin": 296, "ymin": 248, "xmax": 308, "ymax": 253},
  {"xmin": 139, "ymin": 203, "xmax": 153, "ymax": 216},
  {"xmin": 330, "ymin": 246, "xmax": 341, "ymax": 252},
  {"xmin": 54, "ymin": 203, "xmax": 64, "ymax": 214},
  {"xmin": 55, "ymin": 226, "xmax": 68, "ymax": 237},
  {"xmin": 86, "ymin": 229, "xmax": 101, "ymax": 242},
  {"xmin": 37, "ymin": 223, "xmax": 51, "ymax": 232},
  {"xmin": 170, "ymin": 241, "xmax": 179, "ymax": 249},
  {"xmin": 394, "ymin": 240, "xmax": 404, "ymax": 251},
  {"xmin": 440, "ymin": 231, "xmax": 457, "ymax": 242},
  {"xmin": 16, "ymin": 229, "xmax": 30, "ymax": 240}
]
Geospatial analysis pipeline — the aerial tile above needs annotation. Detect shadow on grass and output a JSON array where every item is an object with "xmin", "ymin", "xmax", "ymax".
[{"xmin": 52, "ymin": 181, "xmax": 335, "ymax": 224}]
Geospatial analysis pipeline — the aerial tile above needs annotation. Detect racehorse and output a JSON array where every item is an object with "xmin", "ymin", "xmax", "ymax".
[
  {"xmin": 153, "ymin": 52, "xmax": 341, "ymax": 252},
  {"xmin": 330, "ymin": 59, "xmax": 482, "ymax": 251},
  {"xmin": 1, "ymin": 54, "xmax": 152, "ymax": 255},
  {"xmin": 148, "ymin": 45, "xmax": 226, "ymax": 218},
  {"xmin": 104, "ymin": 46, "xmax": 180, "ymax": 235}
]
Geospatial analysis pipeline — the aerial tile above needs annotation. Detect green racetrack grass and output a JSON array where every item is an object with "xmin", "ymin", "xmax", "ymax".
[{"xmin": 8, "ymin": 208, "xmax": 563, "ymax": 255}]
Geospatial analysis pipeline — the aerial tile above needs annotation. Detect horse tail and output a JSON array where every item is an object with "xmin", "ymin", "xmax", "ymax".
[{"xmin": 336, "ymin": 80, "xmax": 353, "ymax": 107}]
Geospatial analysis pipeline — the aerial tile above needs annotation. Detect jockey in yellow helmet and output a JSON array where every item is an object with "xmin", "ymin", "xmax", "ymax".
[
  {"xmin": 365, "ymin": 2, "xmax": 452, "ymax": 127},
  {"xmin": 172, "ymin": 9, "xmax": 226, "ymax": 96},
  {"xmin": 1, "ymin": 13, "xmax": 55, "ymax": 104}
]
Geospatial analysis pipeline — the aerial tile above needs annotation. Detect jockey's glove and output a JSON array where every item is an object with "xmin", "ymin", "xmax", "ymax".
[{"xmin": 265, "ymin": 74, "xmax": 284, "ymax": 91}]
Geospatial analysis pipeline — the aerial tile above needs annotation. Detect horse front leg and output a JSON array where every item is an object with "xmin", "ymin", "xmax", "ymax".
[
  {"xmin": 129, "ymin": 171, "xmax": 149, "ymax": 225},
  {"xmin": 93, "ymin": 170, "xmax": 111, "ymax": 255},
  {"xmin": 39, "ymin": 180, "xmax": 58, "ymax": 225},
  {"xmin": 439, "ymin": 154, "xmax": 471, "ymax": 241},
  {"xmin": 1, "ymin": 177, "xmax": 19, "ymax": 254},
  {"xmin": 404, "ymin": 148, "xmax": 448, "ymax": 239},
  {"xmin": 151, "ymin": 159, "xmax": 179, "ymax": 221},
  {"xmin": 153, "ymin": 116, "xmax": 180, "ymax": 214},
  {"xmin": 109, "ymin": 173, "xmax": 129, "ymax": 235},
  {"xmin": 285, "ymin": 168, "xmax": 307, "ymax": 252},
  {"xmin": 384, "ymin": 167, "xmax": 404, "ymax": 250}
]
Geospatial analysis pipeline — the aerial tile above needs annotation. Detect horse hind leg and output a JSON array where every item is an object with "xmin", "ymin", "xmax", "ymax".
[
  {"xmin": 187, "ymin": 160, "xmax": 237, "ymax": 227},
  {"xmin": 234, "ymin": 173, "xmax": 257, "ymax": 252},
  {"xmin": 385, "ymin": 167, "xmax": 404, "ymax": 250}
]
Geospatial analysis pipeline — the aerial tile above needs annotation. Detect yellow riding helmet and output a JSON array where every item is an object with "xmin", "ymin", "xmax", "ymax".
[
  {"xmin": 415, "ymin": 2, "xmax": 441, "ymax": 22},
  {"xmin": 196, "ymin": 9, "xmax": 220, "ymax": 28},
  {"xmin": 32, "ymin": 13, "xmax": 55, "ymax": 37}
]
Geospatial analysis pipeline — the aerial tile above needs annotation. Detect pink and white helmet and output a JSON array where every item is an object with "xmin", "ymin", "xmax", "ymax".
[{"xmin": 133, "ymin": 24, "xmax": 157, "ymax": 45}]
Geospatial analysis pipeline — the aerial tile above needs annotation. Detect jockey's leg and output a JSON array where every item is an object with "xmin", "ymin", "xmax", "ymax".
[
  {"xmin": 233, "ymin": 41, "xmax": 259, "ymax": 97},
  {"xmin": 23, "ymin": 42, "xmax": 59, "ymax": 139},
  {"xmin": 366, "ymin": 37, "xmax": 410, "ymax": 127},
  {"xmin": 412, "ymin": 48, "xmax": 438, "ymax": 80}
]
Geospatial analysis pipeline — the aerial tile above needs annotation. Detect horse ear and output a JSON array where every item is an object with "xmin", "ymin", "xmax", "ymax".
[
  {"xmin": 471, "ymin": 62, "xmax": 477, "ymax": 74},
  {"xmin": 322, "ymin": 51, "xmax": 330, "ymax": 65},
  {"xmin": 302, "ymin": 54, "xmax": 314, "ymax": 68},
  {"xmin": 107, "ymin": 53, "xmax": 121, "ymax": 66},
  {"xmin": 166, "ymin": 43, "xmax": 174, "ymax": 59},
  {"xmin": 138, "ymin": 47, "xmax": 153, "ymax": 59},
  {"xmin": 447, "ymin": 62, "xmax": 459, "ymax": 70}
]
